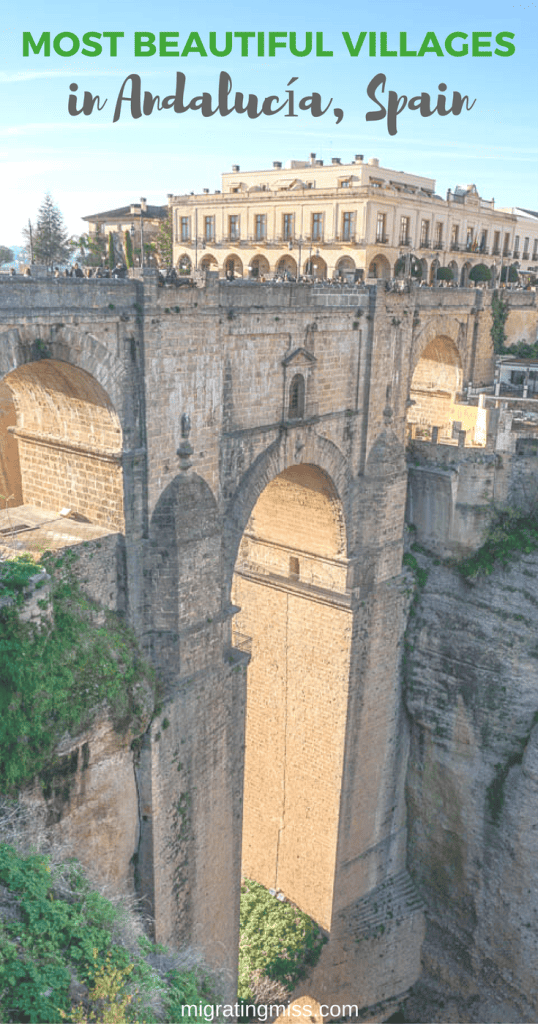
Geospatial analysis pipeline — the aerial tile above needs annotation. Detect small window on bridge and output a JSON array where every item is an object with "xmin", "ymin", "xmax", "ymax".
[
  {"xmin": 289, "ymin": 556, "xmax": 300, "ymax": 580},
  {"xmin": 289, "ymin": 374, "xmax": 305, "ymax": 420}
]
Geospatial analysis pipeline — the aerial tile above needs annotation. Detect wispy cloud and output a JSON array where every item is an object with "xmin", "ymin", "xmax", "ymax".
[{"xmin": 0, "ymin": 69, "xmax": 117, "ymax": 83}]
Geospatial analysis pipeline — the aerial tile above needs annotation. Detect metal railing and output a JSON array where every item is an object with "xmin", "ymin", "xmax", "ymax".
[{"xmin": 231, "ymin": 631, "xmax": 252, "ymax": 655}]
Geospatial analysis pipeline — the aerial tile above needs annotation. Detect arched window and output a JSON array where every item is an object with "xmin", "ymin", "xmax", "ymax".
[{"xmin": 289, "ymin": 374, "xmax": 305, "ymax": 419}]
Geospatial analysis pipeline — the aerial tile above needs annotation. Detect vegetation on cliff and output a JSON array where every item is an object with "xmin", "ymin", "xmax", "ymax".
[
  {"xmin": 0, "ymin": 551, "xmax": 159, "ymax": 795},
  {"xmin": 238, "ymin": 879, "xmax": 326, "ymax": 1011},
  {"xmin": 458, "ymin": 505, "xmax": 538, "ymax": 579},
  {"xmin": 0, "ymin": 818, "xmax": 220, "ymax": 1023}
]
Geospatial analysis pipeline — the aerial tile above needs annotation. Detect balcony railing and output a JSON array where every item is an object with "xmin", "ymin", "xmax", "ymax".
[
  {"xmin": 375, "ymin": 234, "xmax": 389, "ymax": 244},
  {"xmin": 434, "ymin": 242, "xmax": 444, "ymax": 250},
  {"xmin": 492, "ymin": 247, "xmax": 501, "ymax": 255},
  {"xmin": 231, "ymin": 631, "xmax": 252, "ymax": 656},
  {"xmin": 450, "ymin": 242, "xmax": 460, "ymax": 251},
  {"xmin": 522, "ymin": 253, "xmax": 530, "ymax": 260},
  {"xmin": 513, "ymin": 250, "xmax": 520, "ymax": 258},
  {"xmin": 399, "ymin": 237, "xmax": 412, "ymax": 247},
  {"xmin": 419, "ymin": 238, "xmax": 431, "ymax": 249}
]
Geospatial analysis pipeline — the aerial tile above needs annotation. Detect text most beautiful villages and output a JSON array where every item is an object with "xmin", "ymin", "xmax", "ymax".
[{"xmin": 22, "ymin": 29, "xmax": 516, "ymax": 136}]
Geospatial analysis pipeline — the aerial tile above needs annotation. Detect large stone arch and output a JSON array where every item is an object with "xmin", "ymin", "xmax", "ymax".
[
  {"xmin": 410, "ymin": 314, "xmax": 468, "ymax": 380},
  {"xmin": 223, "ymin": 431, "xmax": 353, "ymax": 598},
  {"xmin": 0, "ymin": 357, "xmax": 124, "ymax": 530},
  {"xmin": 0, "ymin": 324, "xmax": 127, "ymax": 431},
  {"xmin": 231, "ymin": 457, "xmax": 352, "ymax": 927},
  {"xmin": 407, "ymin": 330, "xmax": 465, "ymax": 442}
]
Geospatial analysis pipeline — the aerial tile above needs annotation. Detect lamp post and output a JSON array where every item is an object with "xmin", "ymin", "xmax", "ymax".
[{"xmin": 139, "ymin": 200, "xmax": 145, "ymax": 268}]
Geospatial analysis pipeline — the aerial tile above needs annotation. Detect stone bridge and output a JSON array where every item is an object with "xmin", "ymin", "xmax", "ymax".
[{"xmin": 0, "ymin": 275, "xmax": 534, "ymax": 1020}]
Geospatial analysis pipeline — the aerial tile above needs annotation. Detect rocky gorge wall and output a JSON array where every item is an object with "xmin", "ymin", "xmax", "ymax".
[{"xmin": 403, "ymin": 549, "xmax": 538, "ymax": 1023}]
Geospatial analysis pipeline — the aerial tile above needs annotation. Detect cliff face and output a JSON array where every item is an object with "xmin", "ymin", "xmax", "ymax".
[{"xmin": 403, "ymin": 552, "xmax": 538, "ymax": 1023}]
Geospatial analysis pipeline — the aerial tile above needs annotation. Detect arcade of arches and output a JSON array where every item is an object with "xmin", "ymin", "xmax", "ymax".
[
  {"xmin": 231, "ymin": 464, "xmax": 351, "ymax": 929},
  {"xmin": 0, "ymin": 359, "xmax": 124, "ymax": 531}
]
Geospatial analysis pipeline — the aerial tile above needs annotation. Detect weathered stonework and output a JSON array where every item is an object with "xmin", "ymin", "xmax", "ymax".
[{"xmin": 0, "ymin": 275, "xmax": 537, "ymax": 1018}]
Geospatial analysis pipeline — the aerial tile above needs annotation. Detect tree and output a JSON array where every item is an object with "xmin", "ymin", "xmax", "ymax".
[
  {"xmin": 0, "ymin": 246, "xmax": 14, "ymax": 266},
  {"xmin": 436, "ymin": 266, "xmax": 454, "ymax": 282},
  {"xmin": 395, "ymin": 254, "xmax": 422, "ymax": 278},
  {"xmin": 491, "ymin": 291, "xmax": 509, "ymax": 352},
  {"xmin": 124, "ymin": 230, "xmax": 134, "ymax": 269},
  {"xmin": 23, "ymin": 193, "xmax": 71, "ymax": 268},
  {"xmin": 500, "ymin": 264, "xmax": 519, "ymax": 284},
  {"xmin": 155, "ymin": 211, "xmax": 173, "ymax": 267},
  {"xmin": 469, "ymin": 263, "xmax": 492, "ymax": 283}
]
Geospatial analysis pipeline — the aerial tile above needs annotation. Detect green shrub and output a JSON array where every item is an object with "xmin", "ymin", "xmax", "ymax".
[
  {"xmin": 0, "ymin": 843, "xmax": 219, "ymax": 1023},
  {"xmin": 238, "ymin": 880, "xmax": 326, "ymax": 1003},
  {"xmin": 0, "ymin": 553, "xmax": 157, "ymax": 794},
  {"xmin": 459, "ymin": 506, "xmax": 538, "ymax": 579},
  {"xmin": 0, "ymin": 555, "xmax": 42, "ymax": 604}
]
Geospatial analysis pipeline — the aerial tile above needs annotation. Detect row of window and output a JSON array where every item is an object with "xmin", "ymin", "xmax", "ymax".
[{"xmin": 178, "ymin": 213, "xmax": 538, "ymax": 256}]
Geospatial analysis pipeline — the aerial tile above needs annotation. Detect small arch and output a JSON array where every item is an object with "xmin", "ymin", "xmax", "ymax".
[
  {"xmin": 249, "ymin": 254, "xmax": 270, "ymax": 280},
  {"xmin": 429, "ymin": 258, "xmax": 440, "ymax": 286},
  {"xmin": 200, "ymin": 254, "xmax": 218, "ymax": 273},
  {"xmin": 335, "ymin": 256, "xmax": 356, "ymax": 282},
  {"xmin": 275, "ymin": 254, "xmax": 297, "ymax": 279},
  {"xmin": 448, "ymin": 260, "xmax": 459, "ymax": 283},
  {"xmin": 177, "ymin": 254, "xmax": 192, "ymax": 275},
  {"xmin": 367, "ymin": 254, "xmax": 391, "ymax": 280},
  {"xmin": 224, "ymin": 254, "xmax": 243, "ymax": 279},
  {"xmin": 304, "ymin": 255, "xmax": 327, "ymax": 280},
  {"xmin": 460, "ymin": 261, "xmax": 471, "ymax": 287},
  {"xmin": 288, "ymin": 373, "xmax": 305, "ymax": 419}
]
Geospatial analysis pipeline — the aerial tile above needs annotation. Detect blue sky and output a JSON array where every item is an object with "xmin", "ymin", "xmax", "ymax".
[{"xmin": 1, "ymin": 0, "xmax": 537, "ymax": 245}]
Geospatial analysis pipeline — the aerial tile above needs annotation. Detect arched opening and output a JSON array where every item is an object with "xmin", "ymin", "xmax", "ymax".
[
  {"xmin": 231, "ymin": 464, "xmax": 351, "ymax": 928},
  {"xmin": 407, "ymin": 337, "xmax": 464, "ymax": 442},
  {"xmin": 304, "ymin": 255, "xmax": 327, "ymax": 280},
  {"xmin": 448, "ymin": 260, "xmax": 459, "ymax": 284},
  {"xmin": 249, "ymin": 255, "xmax": 270, "ymax": 280},
  {"xmin": 335, "ymin": 256, "xmax": 356, "ymax": 282},
  {"xmin": 0, "ymin": 359, "xmax": 124, "ymax": 531},
  {"xmin": 275, "ymin": 254, "xmax": 297, "ymax": 279},
  {"xmin": 200, "ymin": 254, "xmax": 218, "ymax": 273},
  {"xmin": 177, "ymin": 254, "xmax": 192, "ymax": 275},
  {"xmin": 225, "ymin": 255, "xmax": 243, "ymax": 279},
  {"xmin": 367, "ymin": 254, "xmax": 391, "ymax": 280},
  {"xmin": 460, "ymin": 262, "xmax": 471, "ymax": 287},
  {"xmin": 429, "ymin": 259, "xmax": 440, "ymax": 286},
  {"xmin": 288, "ymin": 374, "xmax": 305, "ymax": 419}
]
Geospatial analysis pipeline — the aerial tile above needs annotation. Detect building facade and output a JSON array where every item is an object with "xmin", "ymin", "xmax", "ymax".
[
  {"xmin": 169, "ymin": 155, "xmax": 538, "ymax": 285},
  {"xmin": 82, "ymin": 198, "xmax": 168, "ymax": 265}
]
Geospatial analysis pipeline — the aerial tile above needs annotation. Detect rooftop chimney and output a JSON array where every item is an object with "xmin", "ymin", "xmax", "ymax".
[
  {"xmin": 140, "ymin": 197, "xmax": 147, "ymax": 211},
  {"xmin": 310, "ymin": 153, "xmax": 316, "ymax": 164},
  {"xmin": 232, "ymin": 164, "xmax": 240, "ymax": 172},
  {"xmin": 273, "ymin": 161, "xmax": 282, "ymax": 168},
  {"xmin": 368, "ymin": 157, "xmax": 379, "ymax": 167},
  {"xmin": 203, "ymin": 188, "xmax": 209, "ymax": 193},
  {"xmin": 331, "ymin": 157, "xmax": 341, "ymax": 164},
  {"xmin": 354, "ymin": 154, "xmax": 364, "ymax": 162}
]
